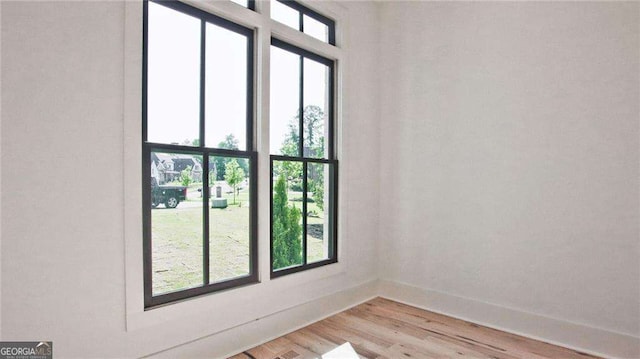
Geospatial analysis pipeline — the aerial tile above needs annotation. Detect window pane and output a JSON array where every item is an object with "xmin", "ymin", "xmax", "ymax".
[
  {"xmin": 306, "ymin": 162, "xmax": 332, "ymax": 263},
  {"xmin": 150, "ymin": 151, "xmax": 204, "ymax": 295},
  {"xmin": 303, "ymin": 14, "xmax": 328, "ymax": 43},
  {"xmin": 271, "ymin": 0, "xmax": 299, "ymax": 30},
  {"xmin": 208, "ymin": 156, "xmax": 251, "ymax": 283},
  {"xmin": 147, "ymin": 3, "xmax": 200, "ymax": 146},
  {"xmin": 270, "ymin": 46, "xmax": 300, "ymax": 156},
  {"xmin": 205, "ymin": 23, "xmax": 248, "ymax": 150},
  {"xmin": 230, "ymin": 0, "xmax": 249, "ymax": 8},
  {"xmin": 272, "ymin": 160, "xmax": 304, "ymax": 271},
  {"xmin": 303, "ymin": 58, "xmax": 329, "ymax": 158}
]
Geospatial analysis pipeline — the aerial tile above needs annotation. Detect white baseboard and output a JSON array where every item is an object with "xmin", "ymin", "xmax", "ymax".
[
  {"xmin": 144, "ymin": 279, "xmax": 639, "ymax": 359},
  {"xmin": 144, "ymin": 279, "xmax": 379, "ymax": 359},
  {"xmin": 378, "ymin": 280, "xmax": 640, "ymax": 359}
]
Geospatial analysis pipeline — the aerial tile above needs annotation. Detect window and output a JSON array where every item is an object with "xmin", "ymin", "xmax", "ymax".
[
  {"xmin": 270, "ymin": 38, "xmax": 338, "ymax": 278},
  {"xmin": 230, "ymin": 0, "xmax": 255, "ymax": 11},
  {"xmin": 271, "ymin": 0, "xmax": 336, "ymax": 45},
  {"xmin": 136, "ymin": 0, "xmax": 339, "ymax": 311},
  {"xmin": 143, "ymin": 0, "xmax": 257, "ymax": 308}
]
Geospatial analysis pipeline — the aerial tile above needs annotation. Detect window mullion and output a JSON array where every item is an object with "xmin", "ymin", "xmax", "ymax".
[
  {"xmin": 246, "ymin": 34, "xmax": 254, "ymax": 152},
  {"xmin": 200, "ymin": 19, "xmax": 210, "ymax": 286},
  {"xmin": 142, "ymin": 0, "xmax": 151, "ymax": 308},
  {"xmin": 330, "ymin": 163, "xmax": 337, "ymax": 257},
  {"xmin": 302, "ymin": 161, "xmax": 308, "ymax": 265},
  {"xmin": 142, "ymin": 148, "xmax": 153, "ymax": 307},
  {"xmin": 203, "ymin": 154, "xmax": 210, "ymax": 286},
  {"xmin": 299, "ymin": 9, "xmax": 304, "ymax": 32},
  {"xmin": 328, "ymin": 63, "xmax": 334, "ymax": 160},
  {"xmin": 298, "ymin": 55, "xmax": 304, "ymax": 157},
  {"xmin": 299, "ymin": 49, "xmax": 306, "ymax": 265},
  {"xmin": 142, "ymin": 0, "xmax": 149, "ymax": 144},
  {"xmin": 200, "ymin": 20, "xmax": 206, "ymax": 148}
]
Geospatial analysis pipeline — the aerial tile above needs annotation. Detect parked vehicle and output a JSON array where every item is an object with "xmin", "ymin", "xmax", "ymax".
[{"xmin": 151, "ymin": 178, "xmax": 187, "ymax": 208}]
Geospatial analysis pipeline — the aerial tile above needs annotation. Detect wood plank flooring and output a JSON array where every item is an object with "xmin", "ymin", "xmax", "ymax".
[{"xmin": 229, "ymin": 297, "xmax": 600, "ymax": 359}]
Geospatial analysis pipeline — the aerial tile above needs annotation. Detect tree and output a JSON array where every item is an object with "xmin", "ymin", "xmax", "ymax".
[
  {"xmin": 309, "ymin": 176, "xmax": 324, "ymax": 211},
  {"xmin": 180, "ymin": 165, "xmax": 192, "ymax": 187},
  {"xmin": 276, "ymin": 115, "xmax": 303, "ymax": 189},
  {"xmin": 272, "ymin": 174, "xmax": 302, "ymax": 269},
  {"xmin": 279, "ymin": 105, "xmax": 325, "ymax": 158},
  {"xmin": 224, "ymin": 159, "xmax": 244, "ymax": 205},
  {"xmin": 220, "ymin": 133, "xmax": 239, "ymax": 149},
  {"xmin": 208, "ymin": 169, "xmax": 216, "ymax": 186},
  {"xmin": 302, "ymin": 105, "xmax": 324, "ymax": 157},
  {"xmin": 213, "ymin": 134, "xmax": 249, "ymax": 181},
  {"xmin": 277, "ymin": 106, "xmax": 326, "ymax": 208}
]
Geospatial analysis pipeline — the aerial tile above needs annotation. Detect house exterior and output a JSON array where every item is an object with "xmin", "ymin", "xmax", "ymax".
[{"xmin": 151, "ymin": 153, "xmax": 202, "ymax": 184}]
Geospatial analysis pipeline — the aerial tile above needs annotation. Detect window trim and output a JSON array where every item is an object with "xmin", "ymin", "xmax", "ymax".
[
  {"xmin": 273, "ymin": 0, "xmax": 336, "ymax": 45},
  {"xmin": 269, "ymin": 38, "xmax": 338, "ymax": 279},
  {"xmin": 142, "ymin": 0, "xmax": 258, "ymax": 308},
  {"xmin": 125, "ymin": 0, "xmax": 348, "ymax": 329}
]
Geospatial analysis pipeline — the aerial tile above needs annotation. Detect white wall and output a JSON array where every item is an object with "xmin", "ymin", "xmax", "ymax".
[
  {"xmin": 378, "ymin": 0, "xmax": 639, "ymax": 340},
  {"xmin": 0, "ymin": 1, "xmax": 379, "ymax": 357}
]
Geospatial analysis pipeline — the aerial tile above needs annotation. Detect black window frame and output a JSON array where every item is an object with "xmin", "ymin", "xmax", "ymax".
[
  {"xmin": 270, "ymin": 37, "xmax": 338, "ymax": 279},
  {"xmin": 273, "ymin": 0, "xmax": 336, "ymax": 45},
  {"xmin": 142, "ymin": 0, "xmax": 258, "ymax": 309}
]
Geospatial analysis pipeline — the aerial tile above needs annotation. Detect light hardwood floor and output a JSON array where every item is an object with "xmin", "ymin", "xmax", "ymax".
[{"xmin": 229, "ymin": 297, "xmax": 600, "ymax": 359}]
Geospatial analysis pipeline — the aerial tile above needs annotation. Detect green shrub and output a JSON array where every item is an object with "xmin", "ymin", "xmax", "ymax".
[
  {"xmin": 180, "ymin": 165, "xmax": 192, "ymax": 187},
  {"xmin": 272, "ymin": 174, "xmax": 302, "ymax": 269},
  {"xmin": 224, "ymin": 159, "xmax": 245, "ymax": 205}
]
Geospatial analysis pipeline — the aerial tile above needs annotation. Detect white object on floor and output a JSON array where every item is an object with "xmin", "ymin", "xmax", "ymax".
[{"xmin": 321, "ymin": 342, "xmax": 359, "ymax": 359}]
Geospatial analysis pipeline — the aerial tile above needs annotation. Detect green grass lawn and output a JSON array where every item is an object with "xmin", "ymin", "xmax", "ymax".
[
  {"xmin": 152, "ymin": 206, "xmax": 204, "ymax": 294},
  {"xmin": 151, "ymin": 188, "xmax": 328, "ymax": 295}
]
